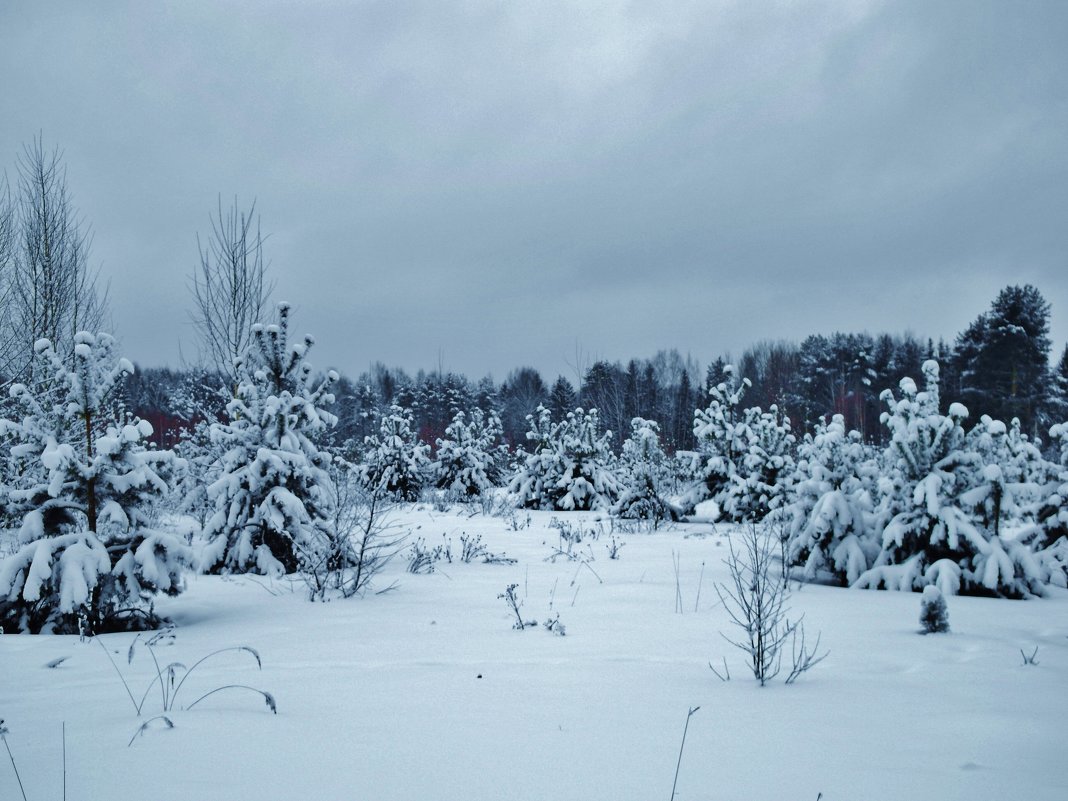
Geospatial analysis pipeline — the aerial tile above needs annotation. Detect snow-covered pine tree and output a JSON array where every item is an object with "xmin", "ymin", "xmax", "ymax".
[
  {"xmin": 199, "ymin": 303, "xmax": 339, "ymax": 576},
  {"xmin": 508, "ymin": 406, "xmax": 620, "ymax": 511},
  {"xmin": 785, "ymin": 415, "xmax": 879, "ymax": 585},
  {"xmin": 857, "ymin": 361, "xmax": 1053, "ymax": 596},
  {"xmin": 961, "ymin": 416, "xmax": 1044, "ymax": 538},
  {"xmin": 856, "ymin": 362, "xmax": 982, "ymax": 594},
  {"xmin": 0, "ymin": 333, "xmax": 190, "ymax": 633},
  {"xmin": 684, "ymin": 365, "xmax": 751, "ymax": 515},
  {"xmin": 508, "ymin": 405, "xmax": 564, "ymax": 509},
  {"xmin": 165, "ymin": 371, "xmax": 232, "ymax": 527},
  {"xmin": 1017, "ymin": 422, "xmax": 1068, "ymax": 585},
  {"xmin": 359, "ymin": 404, "xmax": 431, "ymax": 502},
  {"xmin": 919, "ymin": 585, "xmax": 950, "ymax": 633},
  {"xmin": 551, "ymin": 408, "xmax": 620, "ymax": 511},
  {"xmin": 611, "ymin": 417, "xmax": 674, "ymax": 526},
  {"xmin": 723, "ymin": 404, "xmax": 796, "ymax": 522},
  {"xmin": 433, "ymin": 409, "xmax": 505, "ymax": 497}
]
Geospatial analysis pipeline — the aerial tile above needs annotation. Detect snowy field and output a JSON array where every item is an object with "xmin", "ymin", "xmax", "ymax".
[{"xmin": 2, "ymin": 506, "xmax": 1065, "ymax": 801}]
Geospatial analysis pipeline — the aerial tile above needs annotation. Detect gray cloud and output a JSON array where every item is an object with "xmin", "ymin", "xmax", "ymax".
[{"xmin": 1, "ymin": 0, "xmax": 1065, "ymax": 380}]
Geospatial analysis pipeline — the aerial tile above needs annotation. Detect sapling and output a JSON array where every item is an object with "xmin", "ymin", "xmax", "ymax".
[
  {"xmin": 715, "ymin": 525, "xmax": 827, "ymax": 685},
  {"xmin": 919, "ymin": 585, "xmax": 950, "ymax": 634}
]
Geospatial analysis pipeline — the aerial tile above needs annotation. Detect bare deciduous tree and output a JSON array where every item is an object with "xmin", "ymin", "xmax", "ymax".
[
  {"xmin": 189, "ymin": 197, "xmax": 274, "ymax": 391},
  {"xmin": 714, "ymin": 524, "xmax": 828, "ymax": 686},
  {"xmin": 1, "ymin": 137, "xmax": 108, "ymax": 382},
  {"xmin": 0, "ymin": 175, "xmax": 14, "ymax": 369},
  {"xmin": 302, "ymin": 465, "xmax": 407, "ymax": 600}
]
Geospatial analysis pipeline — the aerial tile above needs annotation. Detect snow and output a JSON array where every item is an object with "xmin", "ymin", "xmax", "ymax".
[{"xmin": 2, "ymin": 506, "xmax": 1065, "ymax": 801}]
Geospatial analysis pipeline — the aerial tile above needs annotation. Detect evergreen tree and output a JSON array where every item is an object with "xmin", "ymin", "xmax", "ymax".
[
  {"xmin": 509, "ymin": 407, "xmax": 620, "ymax": 511},
  {"xmin": 433, "ymin": 409, "xmax": 505, "ymax": 496},
  {"xmin": 684, "ymin": 365, "xmax": 751, "ymax": 514},
  {"xmin": 786, "ymin": 415, "xmax": 879, "ymax": 584},
  {"xmin": 857, "ymin": 361, "xmax": 1054, "ymax": 596},
  {"xmin": 0, "ymin": 333, "xmax": 190, "ymax": 633},
  {"xmin": 955, "ymin": 285, "xmax": 1052, "ymax": 435},
  {"xmin": 919, "ymin": 585, "xmax": 950, "ymax": 633},
  {"xmin": 723, "ymin": 404, "xmax": 795, "ymax": 522},
  {"xmin": 360, "ymin": 404, "xmax": 431, "ymax": 502},
  {"xmin": 548, "ymin": 376, "xmax": 577, "ymax": 422},
  {"xmin": 199, "ymin": 303, "xmax": 339, "ymax": 576},
  {"xmin": 856, "ymin": 362, "xmax": 981, "ymax": 594},
  {"xmin": 612, "ymin": 417, "xmax": 674, "ymax": 526},
  {"xmin": 1020, "ymin": 422, "xmax": 1068, "ymax": 580}
]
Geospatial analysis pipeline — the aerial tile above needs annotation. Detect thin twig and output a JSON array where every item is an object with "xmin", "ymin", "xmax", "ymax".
[
  {"xmin": 709, "ymin": 657, "xmax": 730, "ymax": 682},
  {"xmin": 1, "ymin": 725, "xmax": 28, "ymax": 801},
  {"xmin": 670, "ymin": 706, "xmax": 700, "ymax": 801},
  {"xmin": 95, "ymin": 637, "xmax": 139, "ymax": 714}
]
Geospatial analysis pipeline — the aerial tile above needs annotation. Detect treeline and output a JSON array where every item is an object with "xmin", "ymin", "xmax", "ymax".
[{"xmin": 122, "ymin": 285, "xmax": 1067, "ymax": 455}]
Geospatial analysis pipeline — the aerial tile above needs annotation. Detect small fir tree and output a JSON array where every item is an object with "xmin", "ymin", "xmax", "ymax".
[
  {"xmin": 919, "ymin": 585, "xmax": 950, "ymax": 633},
  {"xmin": 509, "ymin": 407, "xmax": 620, "ymax": 511},
  {"xmin": 723, "ymin": 404, "xmax": 795, "ymax": 522},
  {"xmin": 433, "ymin": 409, "xmax": 505, "ymax": 497},
  {"xmin": 0, "ymin": 333, "xmax": 190, "ymax": 633},
  {"xmin": 685, "ymin": 365, "xmax": 751, "ymax": 515},
  {"xmin": 612, "ymin": 417, "xmax": 673, "ymax": 525},
  {"xmin": 360, "ymin": 404, "xmax": 431, "ymax": 502},
  {"xmin": 785, "ymin": 415, "xmax": 879, "ymax": 585},
  {"xmin": 199, "ymin": 303, "xmax": 339, "ymax": 576}
]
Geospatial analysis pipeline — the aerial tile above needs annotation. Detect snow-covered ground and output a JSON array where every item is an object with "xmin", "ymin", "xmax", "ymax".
[{"xmin": 2, "ymin": 506, "xmax": 1065, "ymax": 801}]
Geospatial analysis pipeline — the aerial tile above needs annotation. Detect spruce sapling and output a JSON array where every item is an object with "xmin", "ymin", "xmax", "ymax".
[{"xmin": 919, "ymin": 585, "xmax": 950, "ymax": 634}]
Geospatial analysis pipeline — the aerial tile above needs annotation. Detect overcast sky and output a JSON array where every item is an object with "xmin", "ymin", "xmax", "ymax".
[{"xmin": 1, "ymin": 0, "xmax": 1066, "ymax": 382}]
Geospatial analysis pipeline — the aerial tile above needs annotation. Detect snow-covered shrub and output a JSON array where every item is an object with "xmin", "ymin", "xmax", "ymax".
[
  {"xmin": 919, "ymin": 585, "xmax": 949, "ymax": 633},
  {"xmin": 359, "ymin": 404, "xmax": 431, "ymax": 502},
  {"xmin": 199, "ymin": 303, "xmax": 339, "ymax": 576},
  {"xmin": 433, "ymin": 409, "xmax": 505, "ymax": 497},
  {"xmin": 171, "ymin": 417, "xmax": 222, "ymax": 529},
  {"xmin": 723, "ymin": 405, "xmax": 796, "ymax": 522},
  {"xmin": 1016, "ymin": 422, "xmax": 1068, "ymax": 586},
  {"xmin": 306, "ymin": 458, "xmax": 407, "ymax": 599},
  {"xmin": 509, "ymin": 407, "xmax": 620, "ymax": 511},
  {"xmin": 0, "ymin": 333, "xmax": 190, "ymax": 633},
  {"xmin": 785, "ymin": 415, "xmax": 879, "ymax": 585},
  {"xmin": 167, "ymin": 372, "xmax": 229, "ymax": 527},
  {"xmin": 684, "ymin": 366, "xmax": 751, "ymax": 515},
  {"xmin": 611, "ymin": 417, "xmax": 674, "ymax": 527},
  {"xmin": 1024, "ymin": 423, "xmax": 1068, "ymax": 547}
]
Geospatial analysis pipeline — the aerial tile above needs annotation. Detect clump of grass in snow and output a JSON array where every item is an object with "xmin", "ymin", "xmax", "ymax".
[{"xmin": 96, "ymin": 630, "xmax": 277, "ymax": 746}]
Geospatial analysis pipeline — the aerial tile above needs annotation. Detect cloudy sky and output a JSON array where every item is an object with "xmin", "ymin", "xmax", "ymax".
[{"xmin": 1, "ymin": 0, "xmax": 1065, "ymax": 381}]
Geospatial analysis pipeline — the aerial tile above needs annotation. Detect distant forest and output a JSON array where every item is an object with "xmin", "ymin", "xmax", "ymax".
[{"xmin": 121, "ymin": 283, "xmax": 1067, "ymax": 455}]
